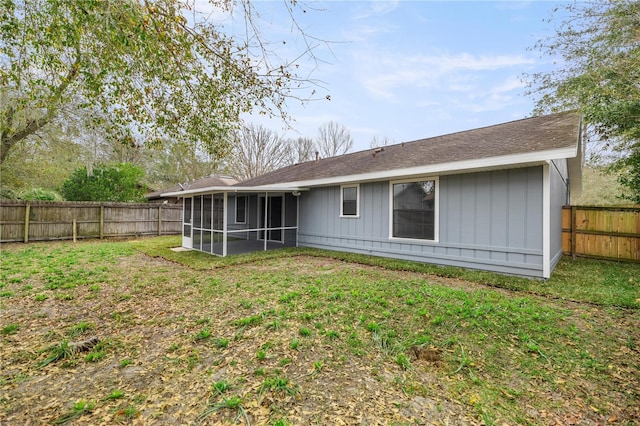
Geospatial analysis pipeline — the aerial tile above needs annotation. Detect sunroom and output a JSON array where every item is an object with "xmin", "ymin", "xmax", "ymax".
[{"xmin": 161, "ymin": 186, "xmax": 304, "ymax": 256}]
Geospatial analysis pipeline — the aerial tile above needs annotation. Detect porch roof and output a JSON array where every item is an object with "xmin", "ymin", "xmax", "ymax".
[{"xmin": 161, "ymin": 185, "xmax": 307, "ymax": 198}]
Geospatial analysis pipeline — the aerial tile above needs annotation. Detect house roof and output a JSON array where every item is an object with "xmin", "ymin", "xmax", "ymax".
[
  {"xmin": 147, "ymin": 175, "xmax": 238, "ymax": 199},
  {"xmin": 238, "ymin": 111, "xmax": 582, "ymax": 187}
]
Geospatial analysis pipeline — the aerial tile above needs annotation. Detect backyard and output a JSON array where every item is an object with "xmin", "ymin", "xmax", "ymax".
[{"xmin": 0, "ymin": 236, "xmax": 639, "ymax": 425}]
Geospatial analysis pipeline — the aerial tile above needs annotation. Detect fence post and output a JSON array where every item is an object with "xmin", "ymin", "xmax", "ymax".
[
  {"xmin": 158, "ymin": 204, "xmax": 162, "ymax": 236},
  {"xmin": 73, "ymin": 217, "xmax": 77, "ymax": 243},
  {"xmin": 571, "ymin": 205, "xmax": 577, "ymax": 259},
  {"xmin": 99, "ymin": 205, "xmax": 104, "ymax": 239},
  {"xmin": 24, "ymin": 202, "xmax": 31, "ymax": 243}
]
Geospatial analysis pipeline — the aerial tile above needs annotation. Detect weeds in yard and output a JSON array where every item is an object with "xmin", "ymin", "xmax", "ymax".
[
  {"xmin": 38, "ymin": 341, "xmax": 75, "ymax": 368},
  {"xmin": 106, "ymin": 390, "xmax": 125, "ymax": 400},
  {"xmin": 114, "ymin": 404, "xmax": 139, "ymax": 421},
  {"xmin": 259, "ymin": 376, "xmax": 299, "ymax": 396},
  {"xmin": 298, "ymin": 327, "xmax": 311, "ymax": 337},
  {"xmin": 53, "ymin": 400, "xmax": 95, "ymax": 425},
  {"xmin": 1, "ymin": 324, "xmax": 19, "ymax": 335},
  {"xmin": 67, "ymin": 321, "xmax": 95, "ymax": 337},
  {"xmin": 199, "ymin": 379, "xmax": 248, "ymax": 424},
  {"xmin": 2, "ymin": 239, "xmax": 639, "ymax": 425},
  {"xmin": 234, "ymin": 314, "xmax": 263, "ymax": 328},
  {"xmin": 395, "ymin": 352, "xmax": 412, "ymax": 370},
  {"xmin": 214, "ymin": 337, "xmax": 229, "ymax": 349},
  {"xmin": 193, "ymin": 327, "xmax": 212, "ymax": 341}
]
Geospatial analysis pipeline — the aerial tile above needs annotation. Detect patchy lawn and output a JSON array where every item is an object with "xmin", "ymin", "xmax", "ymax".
[{"xmin": 1, "ymin": 238, "xmax": 639, "ymax": 425}]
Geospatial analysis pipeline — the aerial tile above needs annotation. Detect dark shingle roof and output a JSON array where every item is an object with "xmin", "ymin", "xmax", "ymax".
[
  {"xmin": 147, "ymin": 175, "xmax": 238, "ymax": 199},
  {"xmin": 238, "ymin": 112, "xmax": 580, "ymax": 187}
]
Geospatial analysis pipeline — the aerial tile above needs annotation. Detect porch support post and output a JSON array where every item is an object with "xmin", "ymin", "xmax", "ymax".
[
  {"xmin": 296, "ymin": 194, "xmax": 299, "ymax": 247},
  {"xmin": 223, "ymin": 192, "xmax": 228, "ymax": 257},
  {"xmin": 264, "ymin": 192, "xmax": 268, "ymax": 252}
]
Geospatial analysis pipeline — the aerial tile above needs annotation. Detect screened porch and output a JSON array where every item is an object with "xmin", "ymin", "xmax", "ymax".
[{"xmin": 176, "ymin": 189, "xmax": 301, "ymax": 257}]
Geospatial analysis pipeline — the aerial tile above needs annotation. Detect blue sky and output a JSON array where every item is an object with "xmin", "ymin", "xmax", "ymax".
[{"xmin": 211, "ymin": 1, "xmax": 569, "ymax": 152}]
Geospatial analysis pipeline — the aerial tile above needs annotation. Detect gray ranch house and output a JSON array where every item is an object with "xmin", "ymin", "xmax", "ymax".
[{"xmin": 163, "ymin": 112, "xmax": 582, "ymax": 278}]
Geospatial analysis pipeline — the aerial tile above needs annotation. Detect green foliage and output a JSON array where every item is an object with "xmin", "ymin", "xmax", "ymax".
[
  {"xmin": 61, "ymin": 163, "xmax": 146, "ymax": 202},
  {"xmin": 1, "ymin": 0, "xmax": 321, "ymax": 164},
  {"xmin": 573, "ymin": 166, "xmax": 627, "ymax": 205},
  {"xmin": 0, "ymin": 187, "xmax": 18, "ymax": 199},
  {"xmin": 527, "ymin": 1, "xmax": 640, "ymax": 202},
  {"xmin": 1, "ymin": 323, "xmax": 19, "ymax": 335},
  {"xmin": 53, "ymin": 400, "xmax": 95, "ymax": 425},
  {"xmin": 18, "ymin": 187, "xmax": 61, "ymax": 201}
]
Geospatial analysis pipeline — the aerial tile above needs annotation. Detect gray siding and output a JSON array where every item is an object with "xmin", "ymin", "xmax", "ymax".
[
  {"xmin": 549, "ymin": 159, "xmax": 569, "ymax": 270},
  {"xmin": 298, "ymin": 166, "xmax": 546, "ymax": 277}
]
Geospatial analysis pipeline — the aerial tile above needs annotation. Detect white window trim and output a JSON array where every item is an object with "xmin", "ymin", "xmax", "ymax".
[
  {"xmin": 388, "ymin": 176, "xmax": 439, "ymax": 243},
  {"xmin": 340, "ymin": 184, "xmax": 360, "ymax": 218},
  {"xmin": 235, "ymin": 195, "xmax": 247, "ymax": 224}
]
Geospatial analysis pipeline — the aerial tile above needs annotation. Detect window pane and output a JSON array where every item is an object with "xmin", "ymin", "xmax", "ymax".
[
  {"xmin": 392, "ymin": 181, "xmax": 435, "ymax": 240},
  {"xmin": 343, "ymin": 200, "xmax": 357, "ymax": 216},
  {"xmin": 342, "ymin": 186, "xmax": 357, "ymax": 216},
  {"xmin": 202, "ymin": 195, "xmax": 212, "ymax": 230},
  {"xmin": 183, "ymin": 198, "xmax": 192, "ymax": 237},
  {"xmin": 193, "ymin": 196, "xmax": 202, "ymax": 228},
  {"xmin": 212, "ymin": 194, "xmax": 224, "ymax": 230},
  {"xmin": 236, "ymin": 196, "xmax": 246, "ymax": 223}
]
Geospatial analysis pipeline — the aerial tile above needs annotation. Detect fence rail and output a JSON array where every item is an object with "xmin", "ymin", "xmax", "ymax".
[
  {"xmin": 562, "ymin": 205, "xmax": 640, "ymax": 262},
  {"xmin": 0, "ymin": 200, "xmax": 182, "ymax": 243}
]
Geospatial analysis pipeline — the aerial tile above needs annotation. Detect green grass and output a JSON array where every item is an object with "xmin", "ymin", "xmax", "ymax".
[
  {"xmin": 1, "ymin": 324, "xmax": 19, "ymax": 335},
  {"xmin": 133, "ymin": 235, "xmax": 640, "ymax": 308},
  {"xmin": 1, "ymin": 237, "xmax": 638, "ymax": 425}
]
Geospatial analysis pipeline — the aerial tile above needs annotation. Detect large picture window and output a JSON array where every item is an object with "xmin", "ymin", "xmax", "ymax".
[
  {"xmin": 391, "ymin": 179, "xmax": 437, "ymax": 241},
  {"xmin": 340, "ymin": 184, "xmax": 359, "ymax": 217}
]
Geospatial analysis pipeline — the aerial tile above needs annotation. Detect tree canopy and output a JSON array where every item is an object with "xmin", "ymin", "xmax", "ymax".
[
  {"xmin": 526, "ymin": 0, "xmax": 640, "ymax": 203},
  {"xmin": 0, "ymin": 0, "xmax": 320, "ymax": 164}
]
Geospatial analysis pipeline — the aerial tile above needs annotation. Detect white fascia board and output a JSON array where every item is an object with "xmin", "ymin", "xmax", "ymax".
[
  {"xmin": 161, "ymin": 185, "xmax": 308, "ymax": 198},
  {"xmin": 278, "ymin": 146, "xmax": 579, "ymax": 188}
]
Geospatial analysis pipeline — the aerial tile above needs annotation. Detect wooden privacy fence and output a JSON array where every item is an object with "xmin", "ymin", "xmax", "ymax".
[
  {"xmin": 562, "ymin": 205, "xmax": 640, "ymax": 262},
  {"xmin": 0, "ymin": 200, "xmax": 182, "ymax": 243}
]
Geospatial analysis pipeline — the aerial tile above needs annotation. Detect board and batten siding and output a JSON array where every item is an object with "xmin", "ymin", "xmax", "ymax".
[{"xmin": 297, "ymin": 166, "xmax": 546, "ymax": 277}]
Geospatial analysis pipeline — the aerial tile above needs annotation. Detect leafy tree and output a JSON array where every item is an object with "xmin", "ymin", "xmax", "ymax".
[
  {"xmin": 316, "ymin": 121, "xmax": 353, "ymax": 158},
  {"xmin": 1, "ymin": 0, "xmax": 322, "ymax": 164},
  {"xmin": 526, "ymin": 0, "xmax": 640, "ymax": 203},
  {"xmin": 0, "ymin": 122, "xmax": 86, "ymax": 191},
  {"xmin": 61, "ymin": 163, "xmax": 146, "ymax": 202},
  {"xmin": 146, "ymin": 139, "xmax": 225, "ymax": 188}
]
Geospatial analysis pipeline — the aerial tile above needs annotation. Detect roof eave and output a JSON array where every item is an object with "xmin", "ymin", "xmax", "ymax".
[
  {"xmin": 161, "ymin": 185, "xmax": 308, "ymax": 198},
  {"xmin": 270, "ymin": 146, "xmax": 579, "ymax": 188}
]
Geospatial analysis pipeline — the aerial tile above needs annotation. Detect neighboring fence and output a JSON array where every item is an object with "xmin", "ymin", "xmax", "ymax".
[
  {"xmin": 562, "ymin": 205, "xmax": 640, "ymax": 262},
  {"xmin": 0, "ymin": 200, "xmax": 182, "ymax": 243}
]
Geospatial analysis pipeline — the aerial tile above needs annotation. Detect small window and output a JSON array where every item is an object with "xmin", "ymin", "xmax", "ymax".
[
  {"xmin": 235, "ymin": 196, "xmax": 247, "ymax": 223},
  {"xmin": 340, "ymin": 184, "xmax": 359, "ymax": 217},
  {"xmin": 391, "ymin": 178, "xmax": 438, "ymax": 241}
]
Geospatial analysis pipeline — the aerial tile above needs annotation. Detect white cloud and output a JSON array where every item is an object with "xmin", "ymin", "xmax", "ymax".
[
  {"xmin": 356, "ymin": 50, "xmax": 535, "ymax": 100},
  {"xmin": 370, "ymin": 0, "xmax": 399, "ymax": 16}
]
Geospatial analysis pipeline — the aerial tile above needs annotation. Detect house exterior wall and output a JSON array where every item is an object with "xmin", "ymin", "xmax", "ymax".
[
  {"xmin": 298, "ymin": 166, "xmax": 546, "ymax": 277},
  {"xmin": 549, "ymin": 159, "xmax": 569, "ymax": 271}
]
